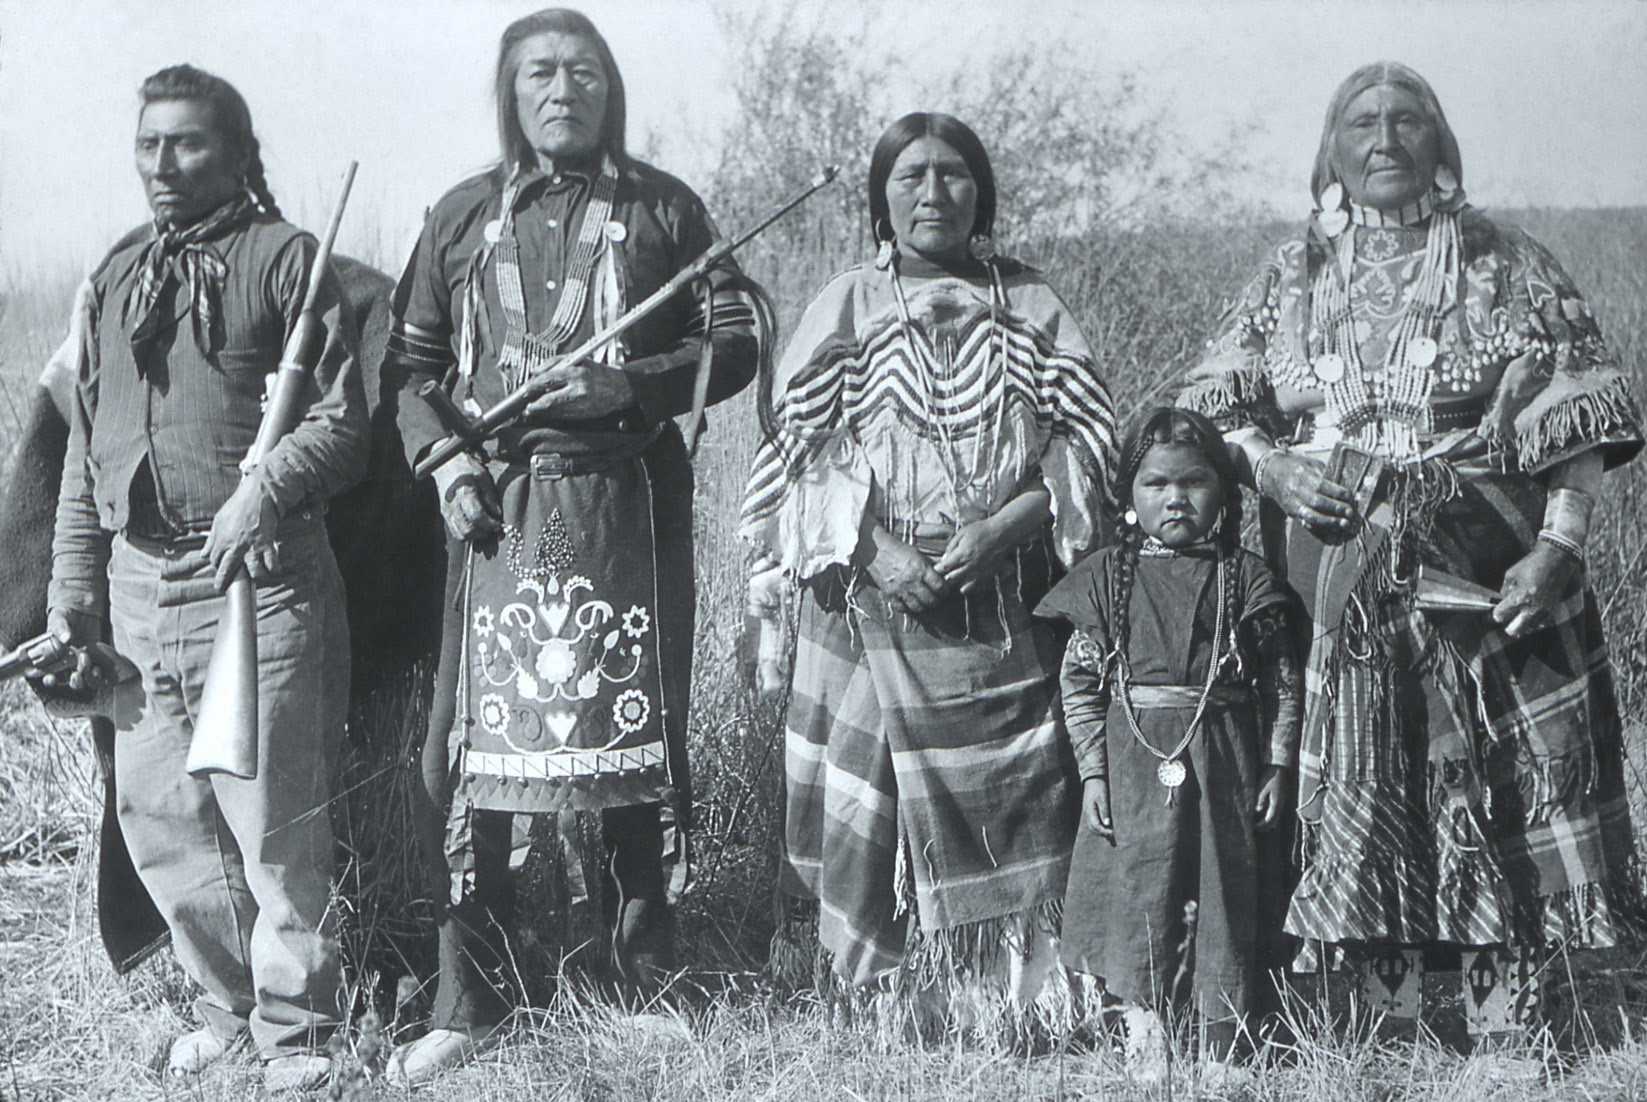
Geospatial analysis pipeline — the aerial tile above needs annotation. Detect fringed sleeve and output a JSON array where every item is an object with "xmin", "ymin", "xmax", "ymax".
[
  {"xmin": 1179, "ymin": 245, "xmax": 1304, "ymax": 441},
  {"xmin": 1029, "ymin": 281, "xmax": 1117, "ymax": 567},
  {"xmin": 1479, "ymin": 226, "xmax": 1642, "ymax": 473},
  {"xmin": 738, "ymin": 270, "xmax": 874, "ymax": 579}
]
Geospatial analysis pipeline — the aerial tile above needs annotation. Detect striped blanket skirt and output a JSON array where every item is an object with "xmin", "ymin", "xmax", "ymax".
[
  {"xmin": 781, "ymin": 555, "xmax": 1078, "ymax": 1002},
  {"xmin": 1285, "ymin": 460, "xmax": 1644, "ymax": 964}
]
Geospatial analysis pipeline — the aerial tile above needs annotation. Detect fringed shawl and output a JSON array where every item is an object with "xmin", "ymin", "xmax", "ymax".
[{"xmin": 1179, "ymin": 209, "xmax": 1641, "ymax": 470}]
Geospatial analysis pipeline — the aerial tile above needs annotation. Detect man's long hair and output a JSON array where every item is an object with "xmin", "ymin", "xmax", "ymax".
[
  {"xmin": 139, "ymin": 64, "xmax": 279, "ymax": 217},
  {"xmin": 494, "ymin": 8, "xmax": 628, "ymax": 173}
]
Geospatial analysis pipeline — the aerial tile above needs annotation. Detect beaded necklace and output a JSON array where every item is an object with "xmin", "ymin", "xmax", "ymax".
[
  {"xmin": 887, "ymin": 255, "xmax": 1010, "ymax": 512},
  {"xmin": 1110, "ymin": 539, "xmax": 1232, "ymax": 803},
  {"xmin": 490, "ymin": 157, "xmax": 621, "ymax": 390},
  {"xmin": 1305, "ymin": 196, "xmax": 1462, "ymax": 461}
]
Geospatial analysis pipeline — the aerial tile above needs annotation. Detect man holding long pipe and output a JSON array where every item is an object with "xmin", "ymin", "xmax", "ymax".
[
  {"xmin": 39, "ymin": 65, "xmax": 366, "ymax": 1091},
  {"xmin": 381, "ymin": 7, "xmax": 761, "ymax": 1085}
]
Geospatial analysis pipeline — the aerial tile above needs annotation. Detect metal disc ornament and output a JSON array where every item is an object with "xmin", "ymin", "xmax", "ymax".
[
  {"xmin": 1408, "ymin": 337, "xmax": 1439, "ymax": 368},
  {"xmin": 1156, "ymin": 758, "xmax": 1187, "ymax": 789},
  {"xmin": 1313, "ymin": 353, "xmax": 1346, "ymax": 384}
]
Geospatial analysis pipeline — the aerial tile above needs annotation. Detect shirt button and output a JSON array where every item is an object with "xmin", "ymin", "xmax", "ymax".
[
  {"xmin": 547, "ymin": 218, "xmax": 558, "ymax": 229},
  {"xmin": 546, "ymin": 280, "xmax": 558, "ymax": 291},
  {"xmin": 550, "ymin": 174, "xmax": 562, "ymax": 185}
]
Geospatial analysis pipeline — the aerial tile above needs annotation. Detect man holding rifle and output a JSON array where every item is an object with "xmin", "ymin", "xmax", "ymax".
[
  {"xmin": 382, "ymin": 7, "xmax": 760, "ymax": 1084},
  {"xmin": 38, "ymin": 65, "xmax": 366, "ymax": 1091}
]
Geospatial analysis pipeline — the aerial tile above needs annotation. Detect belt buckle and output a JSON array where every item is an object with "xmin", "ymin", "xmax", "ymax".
[{"xmin": 531, "ymin": 453, "xmax": 568, "ymax": 480}]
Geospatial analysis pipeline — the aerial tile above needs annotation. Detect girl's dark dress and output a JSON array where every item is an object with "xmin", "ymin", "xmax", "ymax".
[{"xmin": 1037, "ymin": 542, "xmax": 1302, "ymax": 1018}]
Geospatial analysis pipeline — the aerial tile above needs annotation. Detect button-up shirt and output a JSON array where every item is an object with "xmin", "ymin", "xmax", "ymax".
[{"xmin": 386, "ymin": 155, "xmax": 758, "ymax": 462}]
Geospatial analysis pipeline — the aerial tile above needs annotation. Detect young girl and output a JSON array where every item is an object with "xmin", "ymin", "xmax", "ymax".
[{"xmin": 1036, "ymin": 406, "xmax": 1303, "ymax": 1062}]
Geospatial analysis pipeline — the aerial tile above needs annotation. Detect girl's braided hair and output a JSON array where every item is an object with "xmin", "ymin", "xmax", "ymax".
[
  {"xmin": 1113, "ymin": 405, "xmax": 1241, "ymax": 553},
  {"xmin": 1107, "ymin": 406, "xmax": 1241, "ymax": 671}
]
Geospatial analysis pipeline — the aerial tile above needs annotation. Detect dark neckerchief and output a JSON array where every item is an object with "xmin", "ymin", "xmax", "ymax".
[{"xmin": 125, "ymin": 194, "xmax": 258, "ymax": 367}]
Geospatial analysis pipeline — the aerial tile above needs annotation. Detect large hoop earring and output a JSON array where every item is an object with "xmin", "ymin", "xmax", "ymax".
[
  {"xmin": 1433, "ymin": 164, "xmax": 1465, "ymax": 211},
  {"xmin": 873, "ymin": 218, "xmax": 897, "ymax": 271},
  {"xmin": 1314, "ymin": 180, "xmax": 1348, "ymax": 238}
]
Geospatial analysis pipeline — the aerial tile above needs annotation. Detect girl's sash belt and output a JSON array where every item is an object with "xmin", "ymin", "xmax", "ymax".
[{"xmin": 1122, "ymin": 683, "xmax": 1252, "ymax": 709}]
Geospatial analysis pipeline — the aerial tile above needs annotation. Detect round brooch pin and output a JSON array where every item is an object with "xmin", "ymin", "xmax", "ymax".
[
  {"xmin": 1313, "ymin": 353, "xmax": 1346, "ymax": 384},
  {"xmin": 604, "ymin": 220, "xmax": 627, "ymax": 243},
  {"xmin": 1408, "ymin": 337, "xmax": 1439, "ymax": 368},
  {"xmin": 1157, "ymin": 758, "xmax": 1187, "ymax": 789},
  {"xmin": 483, "ymin": 220, "xmax": 502, "ymax": 245}
]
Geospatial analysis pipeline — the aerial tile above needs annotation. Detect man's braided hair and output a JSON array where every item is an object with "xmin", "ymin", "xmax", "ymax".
[{"xmin": 139, "ymin": 64, "xmax": 280, "ymax": 218}]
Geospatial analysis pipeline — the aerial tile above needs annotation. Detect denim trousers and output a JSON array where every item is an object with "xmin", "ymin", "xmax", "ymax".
[{"xmin": 106, "ymin": 515, "xmax": 347, "ymax": 1058}]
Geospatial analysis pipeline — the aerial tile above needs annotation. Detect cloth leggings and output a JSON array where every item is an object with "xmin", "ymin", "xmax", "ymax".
[
  {"xmin": 416, "ymin": 553, "xmax": 675, "ymax": 1031},
  {"xmin": 1353, "ymin": 943, "xmax": 1542, "ymax": 1034}
]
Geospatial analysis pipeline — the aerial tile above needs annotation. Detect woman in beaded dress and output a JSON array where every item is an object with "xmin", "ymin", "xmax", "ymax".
[{"xmin": 1179, "ymin": 62, "xmax": 1643, "ymax": 1037}]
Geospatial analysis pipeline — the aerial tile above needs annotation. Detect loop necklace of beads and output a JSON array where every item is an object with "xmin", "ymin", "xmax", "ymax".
[{"xmin": 1112, "ymin": 541, "xmax": 1230, "ymax": 803}]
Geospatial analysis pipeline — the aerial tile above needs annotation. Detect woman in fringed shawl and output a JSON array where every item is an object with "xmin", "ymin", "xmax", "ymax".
[
  {"xmin": 1179, "ymin": 62, "xmax": 1644, "ymax": 1039},
  {"xmin": 740, "ymin": 113, "xmax": 1116, "ymax": 1041}
]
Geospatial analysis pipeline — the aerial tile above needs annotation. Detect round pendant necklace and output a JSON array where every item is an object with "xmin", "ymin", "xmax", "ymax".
[{"xmin": 1115, "ymin": 548, "xmax": 1228, "ymax": 793}]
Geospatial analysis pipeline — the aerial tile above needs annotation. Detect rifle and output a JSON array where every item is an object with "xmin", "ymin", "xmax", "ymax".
[
  {"xmin": 186, "ymin": 162, "xmax": 358, "ymax": 780},
  {"xmin": 413, "ymin": 165, "xmax": 839, "ymax": 479}
]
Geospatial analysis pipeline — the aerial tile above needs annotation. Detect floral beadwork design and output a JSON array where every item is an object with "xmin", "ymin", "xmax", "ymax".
[
  {"xmin": 613, "ymin": 688, "xmax": 652, "ymax": 733},
  {"xmin": 479, "ymin": 693, "xmax": 511, "ymax": 736},
  {"xmin": 471, "ymin": 567, "xmax": 656, "ymax": 752}
]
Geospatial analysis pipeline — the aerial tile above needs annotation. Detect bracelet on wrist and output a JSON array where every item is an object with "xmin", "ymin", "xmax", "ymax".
[
  {"xmin": 1252, "ymin": 447, "xmax": 1287, "ymax": 497},
  {"xmin": 1542, "ymin": 487, "xmax": 1594, "ymax": 550},
  {"xmin": 1538, "ymin": 528, "xmax": 1584, "ymax": 562}
]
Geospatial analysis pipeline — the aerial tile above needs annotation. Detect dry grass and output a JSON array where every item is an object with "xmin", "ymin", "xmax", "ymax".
[{"xmin": 5, "ymin": 206, "xmax": 1647, "ymax": 1098}]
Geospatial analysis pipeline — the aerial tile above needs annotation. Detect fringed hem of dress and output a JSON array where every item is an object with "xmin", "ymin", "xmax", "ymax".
[{"xmin": 769, "ymin": 894, "xmax": 1084, "ymax": 1048}]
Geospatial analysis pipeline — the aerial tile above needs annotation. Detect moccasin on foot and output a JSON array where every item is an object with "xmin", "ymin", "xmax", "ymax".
[
  {"xmin": 167, "ymin": 1027, "xmax": 232, "ymax": 1077},
  {"xmin": 384, "ymin": 1024, "xmax": 503, "ymax": 1089}
]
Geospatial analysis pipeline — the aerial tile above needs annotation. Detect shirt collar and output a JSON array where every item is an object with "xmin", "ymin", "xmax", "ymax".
[{"xmin": 509, "ymin": 151, "xmax": 607, "ymax": 211}]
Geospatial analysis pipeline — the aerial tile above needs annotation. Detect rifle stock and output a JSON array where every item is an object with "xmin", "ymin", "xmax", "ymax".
[
  {"xmin": 187, "ymin": 162, "xmax": 357, "ymax": 780},
  {"xmin": 414, "ymin": 164, "xmax": 838, "ymax": 480}
]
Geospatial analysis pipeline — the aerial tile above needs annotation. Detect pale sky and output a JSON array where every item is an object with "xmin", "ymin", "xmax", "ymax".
[{"xmin": 1, "ymin": 0, "xmax": 1643, "ymax": 276}]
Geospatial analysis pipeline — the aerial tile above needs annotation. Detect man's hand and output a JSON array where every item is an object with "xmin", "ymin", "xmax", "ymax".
[
  {"xmin": 1493, "ymin": 541, "xmax": 1578, "ymax": 640},
  {"xmin": 1254, "ymin": 764, "xmax": 1291, "ymax": 830},
  {"xmin": 523, "ymin": 361, "xmax": 635, "ymax": 419},
  {"xmin": 205, "ymin": 479, "xmax": 280, "ymax": 592},
  {"xmin": 1084, "ymin": 777, "xmax": 1115, "ymax": 842},
  {"xmin": 30, "ymin": 607, "xmax": 105, "ymax": 692},
  {"xmin": 431, "ymin": 452, "xmax": 503, "ymax": 543},
  {"xmin": 862, "ymin": 525, "xmax": 950, "ymax": 614}
]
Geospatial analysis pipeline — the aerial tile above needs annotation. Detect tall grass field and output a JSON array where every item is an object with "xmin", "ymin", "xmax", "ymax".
[{"xmin": 3, "ymin": 198, "xmax": 1647, "ymax": 1100}]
